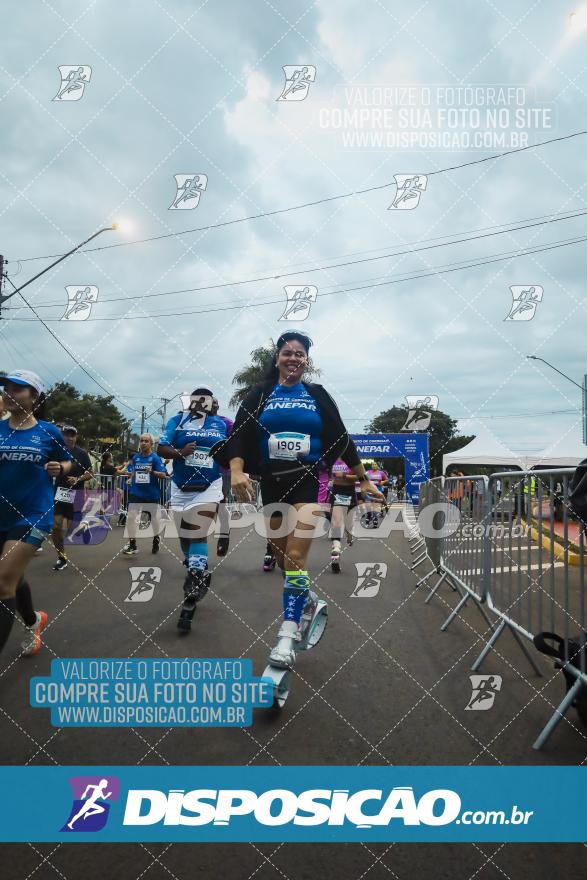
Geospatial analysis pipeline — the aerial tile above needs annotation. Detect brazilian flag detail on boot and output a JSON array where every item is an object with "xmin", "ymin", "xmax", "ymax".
[{"xmin": 283, "ymin": 570, "xmax": 310, "ymax": 623}]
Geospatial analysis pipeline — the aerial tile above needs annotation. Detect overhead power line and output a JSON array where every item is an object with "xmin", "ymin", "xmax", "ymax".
[
  {"xmin": 9, "ymin": 129, "xmax": 587, "ymax": 264},
  {"xmin": 4, "ymin": 207, "xmax": 587, "ymax": 311},
  {"xmin": 7, "ymin": 229, "xmax": 587, "ymax": 323},
  {"xmin": 2, "ymin": 276, "xmax": 141, "ymax": 413}
]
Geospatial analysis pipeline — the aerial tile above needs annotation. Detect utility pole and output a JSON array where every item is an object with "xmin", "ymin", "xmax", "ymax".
[
  {"xmin": 161, "ymin": 397, "xmax": 169, "ymax": 432},
  {"xmin": 0, "ymin": 255, "xmax": 4, "ymax": 319},
  {"xmin": 140, "ymin": 406, "xmax": 145, "ymax": 434},
  {"xmin": 527, "ymin": 356, "xmax": 587, "ymax": 444}
]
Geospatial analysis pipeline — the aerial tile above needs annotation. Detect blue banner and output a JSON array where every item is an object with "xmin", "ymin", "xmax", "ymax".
[
  {"xmin": 0, "ymin": 766, "xmax": 583, "ymax": 842},
  {"xmin": 351, "ymin": 434, "xmax": 429, "ymax": 502}
]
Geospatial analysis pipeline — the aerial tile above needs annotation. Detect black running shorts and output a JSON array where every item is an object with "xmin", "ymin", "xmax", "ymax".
[{"xmin": 260, "ymin": 466, "xmax": 321, "ymax": 508}]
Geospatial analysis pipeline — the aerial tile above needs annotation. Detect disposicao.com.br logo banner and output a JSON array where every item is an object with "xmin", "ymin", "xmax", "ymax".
[{"xmin": 0, "ymin": 766, "xmax": 584, "ymax": 842}]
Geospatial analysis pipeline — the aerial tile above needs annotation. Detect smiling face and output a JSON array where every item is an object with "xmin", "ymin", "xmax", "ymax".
[
  {"xmin": 276, "ymin": 339, "xmax": 308, "ymax": 384},
  {"xmin": 1, "ymin": 380, "xmax": 36, "ymax": 415}
]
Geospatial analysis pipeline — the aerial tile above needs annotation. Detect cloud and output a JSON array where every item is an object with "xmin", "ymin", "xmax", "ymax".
[{"xmin": 1, "ymin": 0, "xmax": 586, "ymax": 454}]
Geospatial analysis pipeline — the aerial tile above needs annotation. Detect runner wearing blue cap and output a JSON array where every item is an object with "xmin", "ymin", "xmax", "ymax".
[{"xmin": 0, "ymin": 371, "xmax": 72, "ymax": 656}]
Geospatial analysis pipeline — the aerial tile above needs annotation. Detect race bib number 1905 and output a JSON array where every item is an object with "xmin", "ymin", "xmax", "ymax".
[{"xmin": 268, "ymin": 432, "xmax": 311, "ymax": 460}]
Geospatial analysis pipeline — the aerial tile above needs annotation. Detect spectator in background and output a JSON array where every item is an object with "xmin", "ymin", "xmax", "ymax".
[{"xmin": 99, "ymin": 451, "xmax": 117, "ymax": 477}]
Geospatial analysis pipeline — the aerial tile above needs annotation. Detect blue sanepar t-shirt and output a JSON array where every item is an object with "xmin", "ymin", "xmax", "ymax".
[
  {"xmin": 127, "ymin": 452, "xmax": 166, "ymax": 502},
  {"xmin": 258, "ymin": 383, "xmax": 323, "ymax": 469},
  {"xmin": 160, "ymin": 413, "xmax": 228, "ymax": 489},
  {"xmin": 0, "ymin": 419, "xmax": 72, "ymax": 533}
]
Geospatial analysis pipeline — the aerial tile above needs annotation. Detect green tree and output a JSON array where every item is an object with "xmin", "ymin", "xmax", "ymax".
[
  {"xmin": 45, "ymin": 382, "xmax": 131, "ymax": 448},
  {"xmin": 229, "ymin": 340, "xmax": 321, "ymax": 408},
  {"xmin": 367, "ymin": 406, "xmax": 474, "ymax": 476}
]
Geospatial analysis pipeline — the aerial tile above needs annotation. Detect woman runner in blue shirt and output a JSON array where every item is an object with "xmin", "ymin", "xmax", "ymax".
[
  {"xmin": 0, "ymin": 371, "xmax": 72, "ymax": 657},
  {"xmin": 212, "ymin": 331, "xmax": 384, "ymax": 670}
]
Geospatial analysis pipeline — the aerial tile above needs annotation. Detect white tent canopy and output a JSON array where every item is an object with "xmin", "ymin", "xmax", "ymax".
[
  {"xmin": 443, "ymin": 430, "xmax": 525, "ymax": 474},
  {"xmin": 525, "ymin": 435, "xmax": 587, "ymax": 469}
]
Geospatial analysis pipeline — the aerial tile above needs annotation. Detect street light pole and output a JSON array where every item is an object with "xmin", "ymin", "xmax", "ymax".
[
  {"xmin": 0, "ymin": 225, "xmax": 118, "ymax": 315},
  {"xmin": 526, "ymin": 355, "xmax": 587, "ymax": 442}
]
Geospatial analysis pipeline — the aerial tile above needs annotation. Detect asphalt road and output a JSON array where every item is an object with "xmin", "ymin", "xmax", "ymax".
[{"xmin": 1, "ymin": 505, "xmax": 586, "ymax": 878}]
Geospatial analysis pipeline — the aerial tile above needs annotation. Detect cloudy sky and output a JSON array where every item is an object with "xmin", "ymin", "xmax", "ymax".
[{"xmin": 2, "ymin": 0, "xmax": 587, "ymax": 456}]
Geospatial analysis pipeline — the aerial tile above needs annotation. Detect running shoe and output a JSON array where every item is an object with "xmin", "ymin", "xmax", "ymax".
[
  {"xmin": 331, "ymin": 551, "xmax": 341, "ymax": 574},
  {"xmin": 53, "ymin": 556, "xmax": 68, "ymax": 571},
  {"xmin": 263, "ymin": 553, "xmax": 276, "ymax": 572},
  {"xmin": 216, "ymin": 536, "xmax": 230, "ymax": 556},
  {"xmin": 152, "ymin": 535, "xmax": 160, "ymax": 554},
  {"xmin": 183, "ymin": 568, "xmax": 210, "ymax": 604},
  {"xmin": 21, "ymin": 611, "xmax": 48, "ymax": 656},
  {"xmin": 122, "ymin": 542, "xmax": 138, "ymax": 555}
]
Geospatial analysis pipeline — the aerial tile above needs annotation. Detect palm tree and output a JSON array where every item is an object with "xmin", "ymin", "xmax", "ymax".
[{"xmin": 229, "ymin": 339, "xmax": 321, "ymax": 408}]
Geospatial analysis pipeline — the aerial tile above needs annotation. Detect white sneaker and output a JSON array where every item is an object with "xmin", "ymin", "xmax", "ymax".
[
  {"xmin": 269, "ymin": 621, "xmax": 300, "ymax": 669},
  {"xmin": 122, "ymin": 543, "xmax": 138, "ymax": 555}
]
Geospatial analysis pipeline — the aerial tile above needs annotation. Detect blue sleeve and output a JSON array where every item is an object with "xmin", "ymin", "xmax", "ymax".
[
  {"xmin": 153, "ymin": 455, "xmax": 166, "ymax": 472},
  {"xmin": 160, "ymin": 415, "xmax": 180, "ymax": 446}
]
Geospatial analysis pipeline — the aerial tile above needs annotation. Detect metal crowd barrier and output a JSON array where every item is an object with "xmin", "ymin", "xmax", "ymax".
[
  {"xmin": 226, "ymin": 479, "xmax": 262, "ymax": 517},
  {"xmin": 88, "ymin": 474, "xmax": 173, "ymax": 520},
  {"xmin": 415, "ymin": 476, "xmax": 494, "ymax": 631},
  {"xmin": 92, "ymin": 474, "xmax": 259, "ymax": 517},
  {"xmin": 411, "ymin": 469, "xmax": 587, "ymax": 750}
]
